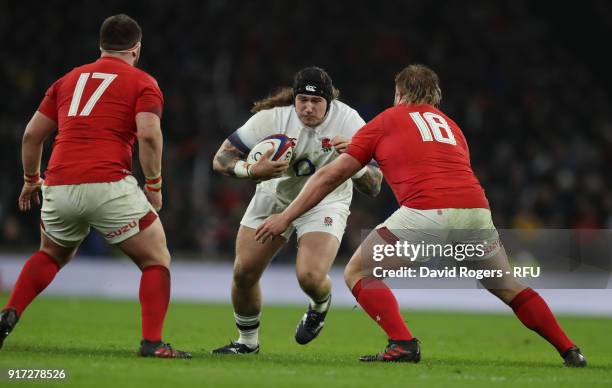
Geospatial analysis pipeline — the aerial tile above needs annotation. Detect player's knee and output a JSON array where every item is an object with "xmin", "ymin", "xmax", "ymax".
[
  {"xmin": 138, "ymin": 247, "xmax": 171, "ymax": 269},
  {"xmin": 484, "ymin": 279, "xmax": 526, "ymax": 304},
  {"xmin": 343, "ymin": 260, "xmax": 363, "ymax": 288},
  {"xmin": 157, "ymin": 248, "xmax": 171, "ymax": 266},
  {"xmin": 297, "ymin": 270, "xmax": 326, "ymax": 293},
  {"xmin": 40, "ymin": 248, "xmax": 71, "ymax": 268},
  {"xmin": 233, "ymin": 265, "xmax": 261, "ymax": 289}
]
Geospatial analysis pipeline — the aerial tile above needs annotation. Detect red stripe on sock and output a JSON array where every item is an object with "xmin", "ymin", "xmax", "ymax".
[
  {"xmin": 509, "ymin": 288, "xmax": 575, "ymax": 354},
  {"xmin": 351, "ymin": 278, "xmax": 413, "ymax": 341},
  {"xmin": 5, "ymin": 251, "xmax": 59, "ymax": 317},
  {"xmin": 139, "ymin": 265, "xmax": 170, "ymax": 342}
]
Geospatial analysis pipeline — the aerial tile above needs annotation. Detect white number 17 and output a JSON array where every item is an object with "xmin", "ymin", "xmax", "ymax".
[
  {"xmin": 409, "ymin": 111, "xmax": 457, "ymax": 145},
  {"xmin": 68, "ymin": 72, "xmax": 117, "ymax": 117}
]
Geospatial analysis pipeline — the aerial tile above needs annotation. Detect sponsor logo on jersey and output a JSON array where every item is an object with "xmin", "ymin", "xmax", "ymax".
[
  {"xmin": 321, "ymin": 138, "xmax": 332, "ymax": 153},
  {"xmin": 324, "ymin": 216, "xmax": 333, "ymax": 226},
  {"xmin": 106, "ymin": 220, "xmax": 137, "ymax": 239}
]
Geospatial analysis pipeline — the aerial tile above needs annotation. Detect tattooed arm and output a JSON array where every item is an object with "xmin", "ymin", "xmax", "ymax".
[
  {"xmin": 212, "ymin": 139, "xmax": 289, "ymax": 180},
  {"xmin": 352, "ymin": 165, "xmax": 383, "ymax": 197},
  {"xmin": 212, "ymin": 140, "xmax": 245, "ymax": 177}
]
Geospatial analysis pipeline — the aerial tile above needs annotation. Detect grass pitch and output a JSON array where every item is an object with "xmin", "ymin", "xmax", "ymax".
[{"xmin": 0, "ymin": 296, "xmax": 610, "ymax": 387}]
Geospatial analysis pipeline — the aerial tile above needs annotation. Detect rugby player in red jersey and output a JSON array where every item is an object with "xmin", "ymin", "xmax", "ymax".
[
  {"xmin": 255, "ymin": 65, "xmax": 586, "ymax": 367},
  {"xmin": 0, "ymin": 14, "xmax": 190, "ymax": 358}
]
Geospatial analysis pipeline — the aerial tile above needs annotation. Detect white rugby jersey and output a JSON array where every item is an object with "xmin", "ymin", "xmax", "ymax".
[{"xmin": 228, "ymin": 100, "xmax": 366, "ymax": 206}]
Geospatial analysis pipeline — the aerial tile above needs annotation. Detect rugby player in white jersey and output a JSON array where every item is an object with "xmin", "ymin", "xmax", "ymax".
[{"xmin": 211, "ymin": 67, "xmax": 382, "ymax": 353}]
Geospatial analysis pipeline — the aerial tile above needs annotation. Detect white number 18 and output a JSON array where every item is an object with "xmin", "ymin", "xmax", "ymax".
[
  {"xmin": 68, "ymin": 72, "xmax": 117, "ymax": 117},
  {"xmin": 409, "ymin": 111, "xmax": 456, "ymax": 145}
]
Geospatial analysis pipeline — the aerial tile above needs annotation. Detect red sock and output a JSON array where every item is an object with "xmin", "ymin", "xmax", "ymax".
[
  {"xmin": 351, "ymin": 278, "xmax": 413, "ymax": 340},
  {"xmin": 509, "ymin": 288, "xmax": 574, "ymax": 354},
  {"xmin": 5, "ymin": 251, "xmax": 59, "ymax": 317},
  {"xmin": 139, "ymin": 265, "xmax": 170, "ymax": 342}
]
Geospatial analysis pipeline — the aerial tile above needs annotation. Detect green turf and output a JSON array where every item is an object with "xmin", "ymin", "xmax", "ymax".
[{"xmin": 0, "ymin": 296, "xmax": 610, "ymax": 387}]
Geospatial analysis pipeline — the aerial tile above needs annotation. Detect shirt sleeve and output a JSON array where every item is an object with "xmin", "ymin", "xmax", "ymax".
[
  {"xmin": 228, "ymin": 109, "xmax": 276, "ymax": 153},
  {"xmin": 345, "ymin": 112, "xmax": 386, "ymax": 166},
  {"xmin": 37, "ymin": 81, "xmax": 59, "ymax": 122},
  {"xmin": 135, "ymin": 76, "xmax": 164, "ymax": 118}
]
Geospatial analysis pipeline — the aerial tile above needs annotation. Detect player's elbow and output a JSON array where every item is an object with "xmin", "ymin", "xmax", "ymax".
[
  {"xmin": 22, "ymin": 128, "xmax": 44, "ymax": 147},
  {"xmin": 22, "ymin": 111, "xmax": 56, "ymax": 145},
  {"xmin": 211, "ymin": 155, "xmax": 224, "ymax": 174},
  {"xmin": 23, "ymin": 123, "xmax": 47, "ymax": 146},
  {"xmin": 369, "ymin": 174, "xmax": 384, "ymax": 197},
  {"xmin": 137, "ymin": 127, "xmax": 162, "ymax": 145},
  {"xmin": 356, "ymin": 170, "xmax": 383, "ymax": 198},
  {"xmin": 136, "ymin": 112, "xmax": 163, "ymax": 144},
  {"xmin": 22, "ymin": 129, "xmax": 35, "ymax": 145},
  {"xmin": 357, "ymin": 182, "xmax": 381, "ymax": 198},
  {"xmin": 366, "ymin": 184, "xmax": 382, "ymax": 198}
]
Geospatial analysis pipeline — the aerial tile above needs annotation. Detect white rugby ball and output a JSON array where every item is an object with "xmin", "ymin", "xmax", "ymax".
[{"xmin": 247, "ymin": 135, "xmax": 295, "ymax": 164}]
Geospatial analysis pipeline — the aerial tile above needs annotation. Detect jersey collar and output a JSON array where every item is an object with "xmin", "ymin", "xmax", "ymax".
[{"xmin": 98, "ymin": 56, "xmax": 132, "ymax": 66}]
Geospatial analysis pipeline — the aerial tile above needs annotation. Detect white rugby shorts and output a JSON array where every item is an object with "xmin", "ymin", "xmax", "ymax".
[
  {"xmin": 40, "ymin": 175, "xmax": 157, "ymax": 247},
  {"xmin": 241, "ymin": 188, "xmax": 349, "ymax": 242},
  {"xmin": 375, "ymin": 207, "xmax": 501, "ymax": 261}
]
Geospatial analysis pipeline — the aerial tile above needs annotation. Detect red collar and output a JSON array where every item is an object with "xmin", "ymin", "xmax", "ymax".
[{"xmin": 98, "ymin": 56, "xmax": 132, "ymax": 66}]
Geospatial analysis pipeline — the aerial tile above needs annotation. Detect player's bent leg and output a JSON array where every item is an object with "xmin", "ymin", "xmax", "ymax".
[
  {"xmin": 296, "ymin": 232, "xmax": 338, "ymax": 300},
  {"xmin": 1, "ymin": 233, "xmax": 79, "ymax": 350},
  {"xmin": 474, "ymin": 249, "xmax": 585, "ymax": 367},
  {"xmin": 117, "ymin": 218, "xmax": 190, "ymax": 359},
  {"xmin": 471, "ymin": 248, "xmax": 525, "ymax": 303},
  {"xmin": 294, "ymin": 232, "xmax": 339, "ymax": 345},
  {"xmin": 231, "ymin": 226, "xmax": 284, "ymax": 315},
  {"xmin": 213, "ymin": 226, "xmax": 285, "ymax": 355},
  {"xmin": 344, "ymin": 228, "xmax": 412, "ymax": 290},
  {"xmin": 344, "ymin": 231, "xmax": 420, "ymax": 363},
  {"xmin": 344, "ymin": 246, "xmax": 370, "ymax": 290},
  {"xmin": 40, "ymin": 232, "xmax": 80, "ymax": 268},
  {"xmin": 118, "ymin": 217, "xmax": 170, "ymax": 270}
]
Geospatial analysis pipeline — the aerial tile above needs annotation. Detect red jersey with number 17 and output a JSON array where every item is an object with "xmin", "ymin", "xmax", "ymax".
[
  {"xmin": 37, "ymin": 56, "xmax": 163, "ymax": 186},
  {"xmin": 346, "ymin": 103, "xmax": 489, "ymax": 209}
]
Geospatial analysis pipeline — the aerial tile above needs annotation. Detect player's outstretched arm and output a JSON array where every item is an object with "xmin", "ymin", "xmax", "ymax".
[
  {"xmin": 352, "ymin": 165, "xmax": 383, "ymax": 197},
  {"xmin": 19, "ymin": 111, "xmax": 56, "ymax": 211},
  {"xmin": 212, "ymin": 140, "xmax": 288, "ymax": 180},
  {"xmin": 255, "ymin": 154, "xmax": 362, "ymax": 243}
]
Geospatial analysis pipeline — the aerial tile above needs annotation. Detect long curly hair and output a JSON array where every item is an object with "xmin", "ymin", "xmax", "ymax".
[
  {"xmin": 394, "ymin": 64, "xmax": 442, "ymax": 107},
  {"xmin": 251, "ymin": 86, "xmax": 341, "ymax": 113}
]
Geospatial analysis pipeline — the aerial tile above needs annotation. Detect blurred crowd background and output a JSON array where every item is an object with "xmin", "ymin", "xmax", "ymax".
[{"xmin": 1, "ymin": 0, "xmax": 611, "ymax": 261}]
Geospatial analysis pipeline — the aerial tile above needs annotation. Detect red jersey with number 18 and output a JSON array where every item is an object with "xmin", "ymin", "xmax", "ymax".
[
  {"xmin": 37, "ymin": 56, "xmax": 163, "ymax": 186},
  {"xmin": 346, "ymin": 103, "xmax": 488, "ymax": 210}
]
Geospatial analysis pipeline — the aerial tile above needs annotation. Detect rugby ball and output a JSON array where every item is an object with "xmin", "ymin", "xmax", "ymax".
[{"xmin": 247, "ymin": 135, "xmax": 295, "ymax": 164}]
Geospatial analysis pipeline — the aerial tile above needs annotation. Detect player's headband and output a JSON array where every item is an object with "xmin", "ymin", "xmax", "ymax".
[
  {"xmin": 100, "ymin": 41, "xmax": 141, "ymax": 53},
  {"xmin": 292, "ymin": 67, "xmax": 334, "ymax": 112}
]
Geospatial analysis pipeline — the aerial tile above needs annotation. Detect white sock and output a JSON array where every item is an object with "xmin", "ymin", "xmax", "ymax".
[
  {"xmin": 309, "ymin": 294, "xmax": 331, "ymax": 313},
  {"xmin": 234, "ymin": 312, "xmax": 260, "ymax": 348}
]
